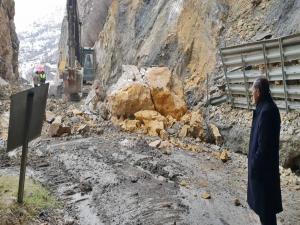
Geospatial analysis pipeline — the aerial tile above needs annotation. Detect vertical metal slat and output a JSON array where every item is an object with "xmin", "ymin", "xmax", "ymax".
[
  {"xmin": 262, "ymin": 43, "xmax": 270, "ymax": 80},
  {"xmin": 220, "ymin": 49, "xmax": 234, "ymax": 105},
  {"xmin": 279, "ymin": 38, "xmax": 289, "ymax": 113},
  {"xmin": 241, "ymin": 55, "xmax": 251, "ymax": 109}
]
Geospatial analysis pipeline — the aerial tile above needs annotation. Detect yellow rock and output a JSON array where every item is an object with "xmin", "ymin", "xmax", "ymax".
[
  {"xmin": 146, "ymin": 120, "xmax": 164, "ymax": 136},
  {"xmin": 48, "ymin": 123, "xmax": 71, "ymax": 137},
  {"xmin": 134, "ymin": 110, "xmax": 167, "ymax": 124},
  {"xmin": 134, "ymin": 110, "xmax": 167, "ymax": 136},
  {"xmin": 209, "ymin": 123, "xmax": 223, "ymax": 146},
  {"xmin": 201, "ymin": 192, "xmax": 211, "ymax": 199},
  {"xmin": 220, "ymin": 150, "xmax": 229, "ymax": 162},
  {"xmin": 120, "ymin": 119, "xmax": 141, "ymax": 132},
  {"xmin": 180, "ymin": 113, "xmax": 191, "ymax": 124},
  {"xmin": 72, "ymin": 109, "xmax": 83, "ymax": 116},
  {"xmin": 179, "ymin": 125, "xmax": 190, "ymax": 138},
  {"xmin": 145, "ymin": 67, "xmax": 187, "ymax": 120},
  {"xmin": 189, "ymin": 111, "xmax": 205, "ymax": 139},
  {"xmin": 166, "ymin": 115, "xmax": 176, "ymax": 128},
  {"xmin": 159, "ymin": 129, "xmax": 169, "ymax": 140},
  {"xmin": 190, "ymin": 111, "xmax": 203, "ymax": 127},
  {"xmin": 108, "ymin": 83, "xmax": 155, "ymax": 118},
  {"xmin": 179, "ymin": 111, "xmax": 205, "ymax": 139}
]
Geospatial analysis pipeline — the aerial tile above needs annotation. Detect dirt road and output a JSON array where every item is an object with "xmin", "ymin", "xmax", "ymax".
[{"xmin": 14, "ymin": 128, "xmax": 297, "ymax": 225}]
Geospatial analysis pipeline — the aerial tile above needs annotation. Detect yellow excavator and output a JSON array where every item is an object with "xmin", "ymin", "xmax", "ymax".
[{"xmin": 58, "ymin": 0, "xmax": 95, "ymax": 101}]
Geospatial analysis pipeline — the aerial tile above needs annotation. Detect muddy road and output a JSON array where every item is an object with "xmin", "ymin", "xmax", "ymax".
[{"xmin": 3, "ymin": 128, "xmax": 291, "ymax": 225}]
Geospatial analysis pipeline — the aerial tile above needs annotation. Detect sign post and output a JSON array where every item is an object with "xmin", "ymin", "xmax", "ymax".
[
  {"xmin": 7, "ymin": 84, "xmax": 49, "ymax": 204},
  {"xmin": 17, "ymin": 92, "xmax": 34, "ymax": 203}
]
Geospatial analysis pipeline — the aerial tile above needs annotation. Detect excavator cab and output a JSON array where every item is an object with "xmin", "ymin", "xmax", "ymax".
[{"xmin": 81, "ymin": 48, "xmax": 95, "ymax": 83}]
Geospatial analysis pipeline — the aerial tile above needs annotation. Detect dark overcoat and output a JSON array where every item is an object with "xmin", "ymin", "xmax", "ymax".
[{"xmin": 247, "ymin": 96, "xmax": 283, "ymax": 217}]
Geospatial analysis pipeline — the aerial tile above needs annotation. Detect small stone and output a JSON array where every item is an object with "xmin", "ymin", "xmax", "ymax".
[
  {"xmin": 180, "ymin": 180, "xmax": 188, "ymax": 187},
  {"xmin": 209, "ymin": 123, "xmax": 223, "ymax": 146},
  {"xmin": 64, "ymin": 217, "xmax": 75, "ymax": 225},
  {"xmin": 234, "ymin": 198, "xmax": 241, "ymax": 206},
  {"xmin": 162, "ymin": 149, "xmax": 172, "ymax": 155},
  {"xmin": 70, "ymin": 116, "xmax": 81, "ymax": 123},
  {"xmin": 78, "ymin": 124, "xmax": 90, "ymax": 135},
  {"xmin": 159, "ymin": 129, "xmax": 169, "ymax": 140},
  {"xmin": 96, "ymin": 128, "xmax": 104, "ymax": 135},
  {"xmin": 220, "ymin": 150, "xmax": 229, "ymax": 163},
  {"xmin": 179, "ymin": 125, "xmax": 190, "ymax": 138},
  {"xmin": 149, "ymin": 140, "xmax": 161, "ymax": 148},
  {"xmin": 159, "ymin": 140, "xmax": 173, "ymax": 149},
  {"xmin": 72, "ymin": 109, "xmax": 83, "ymax": 116},
  {"xmin": 45, "ymin": 111, "xmax": 56, "ymax": 123},
  {"xmin": 201, "ymin": 192, "xmax": 211, "ymax": 199}
]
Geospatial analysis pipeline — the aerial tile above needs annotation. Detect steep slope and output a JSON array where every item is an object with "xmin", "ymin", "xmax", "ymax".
[
  {"xmin": 78, "ymin": 0, "xmax": 112, "ymax": 47},
  {"xmin": 93, "ymin": 0, "xmax": 226, "ymax": 91},
  {"xmin": 93, "ymin": 0, "xmax": 300, "ymax": 95},
  {"xmin": 0, "ymin": 0, "xmax": 18, "ymax": 80}
]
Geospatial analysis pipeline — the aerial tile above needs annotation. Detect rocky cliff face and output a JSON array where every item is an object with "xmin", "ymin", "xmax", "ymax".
[
  {"xmin": 0, "ymin": 0, "xmax": 18, "ymax": 80},
  {"xmin": 79, "ymin": 0, "xmax": 299, "ymax": 102},
  {"xmin": 93, "ymin": 0, "xmax": 226, "ymax": 92},
  {"xmin": 78, "ymin": 0, "xmax": 112, "ymax": 47}
]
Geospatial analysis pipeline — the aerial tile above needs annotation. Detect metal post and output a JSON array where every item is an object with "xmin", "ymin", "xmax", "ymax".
[
  {"xmin": 18, "ymin": 92, "xmax": 34, "ymax": 204},
  {"xmin": 241, "ymin": 55, "xmax": 251, "ymax": 110},
  {"xmin": 278, "ymin": 38, "xmax": 289, "ymax": 113},
  {"xmin": 262, "ymin": 43, "xmax": 270, "ymax": 80},
  {"xmin": 206, "ymin": 73, "xmax": 209, "ymax": 104},
  {"xmin": 220, "ymin": 49, "xmax": 233, "ymax": 105}
]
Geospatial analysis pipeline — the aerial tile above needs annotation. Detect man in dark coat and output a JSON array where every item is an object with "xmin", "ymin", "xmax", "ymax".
[{"xmin": 247, "ymin": 77, "xmax": 283, "ymax": 225}]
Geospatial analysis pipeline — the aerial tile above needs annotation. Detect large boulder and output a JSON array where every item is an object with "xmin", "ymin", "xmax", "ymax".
[
  {"xmin": 145, "ymin": 67, "xmax": 187, "ymax": 120},
  {"xmin": 108, "ymin": 83, "xmax": 154, "ymax": 118}
]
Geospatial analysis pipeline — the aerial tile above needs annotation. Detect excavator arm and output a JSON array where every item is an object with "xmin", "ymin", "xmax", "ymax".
[{"xmin": 59, "ymin": 0, "xmax": 83, "ymax": 101}]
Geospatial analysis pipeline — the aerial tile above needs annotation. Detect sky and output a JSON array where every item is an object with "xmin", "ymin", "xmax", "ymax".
[{"xmin": 15, "ymin": 0, "xmax": 65, "ymax": 32}]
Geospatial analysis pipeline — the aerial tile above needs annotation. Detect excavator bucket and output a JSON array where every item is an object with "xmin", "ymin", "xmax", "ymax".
[{"xmin": 63, "ymin": 68, "xmax": 82, "ymax": 101}]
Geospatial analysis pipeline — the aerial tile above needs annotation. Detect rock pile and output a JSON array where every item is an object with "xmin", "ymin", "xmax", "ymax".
[
  {"xmin": 45, "ymin": 97, "xmax": 108, "ymax": 138},
  {"xmin": 106, "ymin": 66, "xmax": 222, "ymax": 141},
  {"xmin": 105, "ymin": 66, "xmax": 226, "ymax": 145}
]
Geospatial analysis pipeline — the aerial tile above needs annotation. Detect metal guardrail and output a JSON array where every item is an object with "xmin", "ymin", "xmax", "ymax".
[{"xmin": 220, "ymin": 33, "xmax": 300, "ymax": 112}]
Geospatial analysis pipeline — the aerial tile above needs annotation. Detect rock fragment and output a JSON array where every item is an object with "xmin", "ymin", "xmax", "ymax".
[
  {"xmin": 45, "ymin": 111, "xmax": 56, "ymax": 124},
  {"xmin": 209, "ymin": 123, "xmax": 223, "ymax": 146},
  {"xmin": 234, "ymin": 198, "xmax": 241, "ymax": 206},
  {"xmin": 108, "ymin": 83, "xmax": 154, "ymax": 118},
  {"xmin": 220, "ymin": 150, "xmax": 229, "ymax": 163},
  {"xmin": 145, "ymin": 67, "xmax": 187, "ymax": 120},
  {"xmin": 77, "ymin": 124, "xmax": 90, "ymax": 135},
  {"xmin": 201, "ymin": 192, "xmax": 211, "ymax": 199},
  {"xmin": 149, "ymin": 140, "xmax": 161, "ymax": 148}
]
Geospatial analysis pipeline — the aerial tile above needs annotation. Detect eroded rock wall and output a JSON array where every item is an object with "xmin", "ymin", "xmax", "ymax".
[
  {"xmin": 78, "ymin": 0, "xmax": 112, "ymax": 47},
  {"xmin": 0, "ymin": 0, "xmax": 18, "ymax": 80},
  {"xmin": 90, "ymin": 0, "xmax": 300, "ymax": 100},
  {"xmin": 93, "ymin": 0, "xmax": 228, "ymax": 93}
]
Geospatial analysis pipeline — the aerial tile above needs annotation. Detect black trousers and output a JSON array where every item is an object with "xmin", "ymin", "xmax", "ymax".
[{"xmin": 259, "ymin": 213, "xmax": 277, "ymax": 225}]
